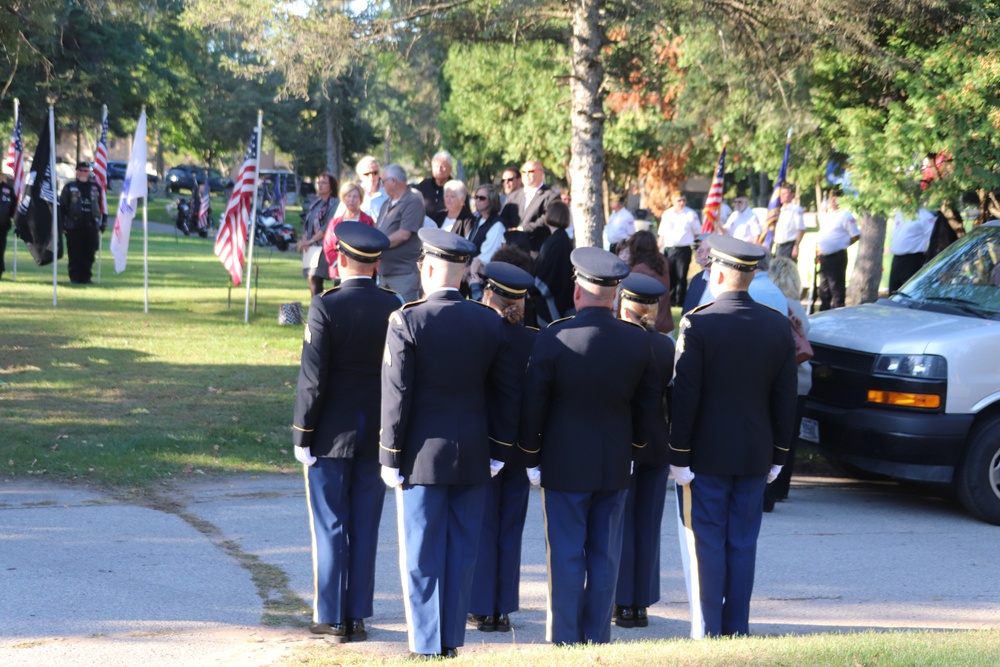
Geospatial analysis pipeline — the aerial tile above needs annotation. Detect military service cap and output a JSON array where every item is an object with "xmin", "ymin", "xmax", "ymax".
[
  {"xmin": 619, "ymin": 272, "xmax": 666, "ymax": 305},
  {"xmin": 76, "ymin": 160, "xmax": 91, "ymax": 170},
  {"xmin": 418, "ymin": 227, "xmax": 477, "ymax": 263},
  {"xmin": 483, "ymin": 262, "xmax": 532, "ymax": 299},
  {"xmin": 335, "ymin": 220, "xmax": 390, "ymax": 263},
  {"xmin": 571, "ymin": 247, "xmax": 630, "ymax": 287},
  {"xmin": 709, "ymin": 235, "xmax": 765, "ymax": 272}
]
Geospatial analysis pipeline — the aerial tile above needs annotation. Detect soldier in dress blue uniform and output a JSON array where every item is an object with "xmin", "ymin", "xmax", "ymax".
[
  {"xmin": 670, "ymin": 235, "xmax": 798, "ymax": 639},
  {"xmin": 614, "ymin": 272, "xmax": 675, "ymax": 630},
  {"xmin": 519, "ymin": 247, "xmax": 664, "ymax": 645},
  {"xmin": 468, "ymin": 262, "xmax": 538, "ymax": 633},
  {"xmin": 291, "ymin": 221, "xmax": 403, "ymax": 643},
  {"xmin": 379, "ymin": 228, "xmax": 521, "ymax": 659}
]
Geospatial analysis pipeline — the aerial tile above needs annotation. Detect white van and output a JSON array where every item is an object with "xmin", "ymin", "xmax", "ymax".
[{"xmin": 802, "ymin": 220, "xmax": 1000, "ymax": 524}]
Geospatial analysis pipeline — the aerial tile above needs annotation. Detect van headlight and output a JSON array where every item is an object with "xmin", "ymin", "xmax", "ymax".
[{"xmin": 873, "ymin": 354, "xmax": 947, "ymax": 379}]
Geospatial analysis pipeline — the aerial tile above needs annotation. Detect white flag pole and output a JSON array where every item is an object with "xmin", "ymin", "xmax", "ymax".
[
  {"xmin": 97, "ymin": 104, "xmax": 107, "ymax": 285},
  {"xmin": 11, "ymin": 98, "xmax": 18, "ymax": 281},
  {"xmin": 49, "ymin": 105, "xmax": 58, "ymax": 306},
  {"xmin": 243, "ymin": 110, "xmax": 263, "ymax": 324},
  {"xmin": 143, "ymin": 189, "xmax": 149, "ymax": 313}
]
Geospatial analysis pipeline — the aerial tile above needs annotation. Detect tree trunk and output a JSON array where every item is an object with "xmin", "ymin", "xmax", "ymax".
[
  {"xmin": 323, "ymin": 96, "xmax": 340, "ymax": 178},
  {"xmin": 846, "ymin": 211, "xmax": 886, "ymax": 306},
  {"xmin": 568, "ymin": 0, "xmax": 605, "ymax": 248},
  {"xmin": 383, "ymin": 125, "xmax": 391, "ymax": 167}
]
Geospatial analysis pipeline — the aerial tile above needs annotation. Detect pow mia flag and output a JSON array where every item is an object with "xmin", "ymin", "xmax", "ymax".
[{"xmin": 13, "ymin": 118, "xmax": 62, "ymax": 266}]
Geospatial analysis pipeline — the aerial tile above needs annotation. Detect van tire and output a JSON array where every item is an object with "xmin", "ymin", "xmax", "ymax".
[{"xmin": 956, "ymin": 416, "xmax": 1000, "ymax": 525}]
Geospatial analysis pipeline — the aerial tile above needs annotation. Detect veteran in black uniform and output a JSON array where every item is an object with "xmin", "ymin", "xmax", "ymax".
[
  {"xmin": 292, "ymin": 221, "xmax": 403, "ymax": 643},
  {"xmin": 59, "ymin": 161, "xmax": 106, "ymax": 285},
  {"xmin": 468, "ymin": 262, "xmax": 538, "ymax": 634},
  {"xmin": 614, "ymin": 272, "xmax": 675, "ymax": 630},
  {"xmin": 669, "ymin": 235, "xmax": 797, "ymax": 639},
  {"xmin": 519, "ymin": 247, "xmax": 664, "ymax": 645},
  {"xmin": 379, "ymin": 228, "xmax": 520, "ymax": 659},
  {"xmin": 0, "ymin": 170, "xmax": 15, "ymax": 280}
]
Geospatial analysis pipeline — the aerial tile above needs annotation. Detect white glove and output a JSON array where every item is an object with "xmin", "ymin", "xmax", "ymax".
[
  {"xmin": 294, "ymin": 446, "xmax": 317, "ymax": 467},
  {"xmin": 489, "ymin": 459, "xmax": 505, "ymax": 477},
  {"xmin": 381, "ymin": 465, "xmax": 403, "ymax": 488},
  {"xmin": 670, "ymin": 465, "xmax": 695, "ymax": 486},
  {"xmin": 767, "ymin": 465, "xmax": 783, "ymax": 484},
  {"xmin": 630, "ymin": 461, "xmax": 635, "ymax": 475},
  {"xmin": 526, "ymin": 467, "xmax": 541, "ymax": 486}
]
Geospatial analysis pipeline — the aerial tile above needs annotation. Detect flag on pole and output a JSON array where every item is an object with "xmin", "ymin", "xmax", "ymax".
[
  {"xmin": 701, "ymin": 146, "xmax": 726, "ymax": 234},
  {"xmin": 12, "ymin": 116, "xmax": 59, "ymax": 265},
  {"xmin": 92, "ymin": 108, "xmax": 109, "ymax": 215},
  {"xmin": 214, "ymin": 129, "xmax": 258, "ymax": 286},
  {"xmin": 5, "ymin": 101, "xmax": 25, "ymax": 203},
  {"xmin": 272, "ymin": 174, "xmax": 285, "ymax": 224},
  {"xmin": 759, "ymin": 127, "xmax": 793, "ymax": 249},
  {"xmin": 110, "ymin": 110, "xmax": 148, "ymax": 273},
  {"xmin": 198, "ymin": 183, "xmax": 211, "ymax": 231}
]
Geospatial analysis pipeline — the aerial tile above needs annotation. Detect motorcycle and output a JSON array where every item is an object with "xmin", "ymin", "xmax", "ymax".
[
  {"xmin": 252, "ymin": 208, "xmax": 296, "ymax": 251},
  {"xmin": 175, "ymin": 198, "xmax": 211, "ymax": 238}
]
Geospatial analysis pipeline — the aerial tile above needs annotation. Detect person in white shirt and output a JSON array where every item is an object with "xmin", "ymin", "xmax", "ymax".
[
  {"xmin": 605, "ymin": 194, "xmax": 635, "ymax": 253},
  {"xmin": 773, "ymin": 184, "xmax": 806, "ymax": 261},
  {"xmin": 889, "ymin": 207, "xmax": 937, "ymax": 292},
  {"xmin": 815, "ymin": 190, "xmax": 860, "ymax": 310},
  {"xmin": 356, "ymin": 155, "xmax": 390, "ymax": 222},
  {"xmin": 657, "ymin": 194, "xmax": 702, "ymax": 306},
  {"xmin": 724, "ymin": 196, "xmax": 762, "ymax": 243}
]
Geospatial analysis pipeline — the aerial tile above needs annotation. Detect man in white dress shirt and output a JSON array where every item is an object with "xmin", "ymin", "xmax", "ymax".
[
  {"xmin": 773, "ymin": 185, "xmax": 806, "ymax": 262},
  {"xmin": 724, "ymin": 196, "xmax": 762, "ymax": 243},
  {"xmin": 357, "ymin": 156, "xmax": 390, "ymax": 222},
  {"xmin": 889, "ymin": 208, "xmax": 937, "ymax": 292},
  {"xmin": 657, "ymin": 194, "xmax": 702, "ymax": 306},
  {"xmin": 605, "ymin": 194, "xmax": 635, "ymax": 254},
  {"xmin": 815, "ymin": 191, "xmax": 860, "ymax": 310}
]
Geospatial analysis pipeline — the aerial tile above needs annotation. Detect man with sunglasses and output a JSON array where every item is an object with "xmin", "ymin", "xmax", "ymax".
[
  {"xmin": 502, "ymin": 160, "xmax": 558, "ymax": 253},
  {"xmin": 356, "ymin": 155, "xmax": 389, "ymax": 222},
  {"xmin": 59, "ymin": 161, "xmax": 106, "ymax": 285}
]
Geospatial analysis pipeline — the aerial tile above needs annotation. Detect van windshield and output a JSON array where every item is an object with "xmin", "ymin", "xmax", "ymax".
[{"xmin": 893, "ymin": 224, "xmax": 1000, "ymax": 317}]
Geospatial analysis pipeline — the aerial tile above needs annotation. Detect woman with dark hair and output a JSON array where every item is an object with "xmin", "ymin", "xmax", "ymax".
[
  {"xmin": 298, "ymin": 172, "xmax": 340, "ymax": 296},
  {"xmin": 533, "ymin": 200, "xmax": 575, "ymax": 325},
  {"xmin": 613, "ymin": 272, "xmax": 674, "ymax": 630},
  {"xmin": 618, "ymin": 230, "xmax": 673, "ymax": 334},
  {"xmin": 459, "ymin": 183, "xmax": 506, "ymax": 299},
  {"xmin": 468, "ymin": 262, "xmax": 538, "ymax": 634}
]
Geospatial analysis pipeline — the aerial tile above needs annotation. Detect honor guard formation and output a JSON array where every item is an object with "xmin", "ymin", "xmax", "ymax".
[{"xmin": 292, "ymin": 225, "xmax": 797, "ymax": 657}]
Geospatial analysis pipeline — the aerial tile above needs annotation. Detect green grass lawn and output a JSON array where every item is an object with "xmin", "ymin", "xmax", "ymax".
[{"xmin": 1, "ymin": 230, "xmax": 310, "ymax": 487}]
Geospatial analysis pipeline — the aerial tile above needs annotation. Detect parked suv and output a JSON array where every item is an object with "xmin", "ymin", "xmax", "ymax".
[
  {"xmin": 165, "ymin": 165, "xmax": 233, "ymax": 194},
  {"xmin": 105, "ymin": 160, "xmax": 159, "ymax": 193},
  {"xmin": 803, "ymin": 221, "xmax": 1000, "ymax": 523}
]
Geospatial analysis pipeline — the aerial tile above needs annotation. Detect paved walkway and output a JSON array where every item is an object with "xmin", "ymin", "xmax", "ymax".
[{"xmin": 1, "ymin": 473, "xmax": 997, "ymax": 666}]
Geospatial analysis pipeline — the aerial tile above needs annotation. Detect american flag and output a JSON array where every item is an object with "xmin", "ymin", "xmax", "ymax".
[
  {"xmin": 198, "ymin": 183, "xmax": 210, "ymax": 230},
  {"xmin": 93, "ymin": 109, "xmax": 109, "ymax": 215},
  {"xmin": 759, "ymin": 127, "xmax": 793, "ymax": 249},
  {"xmin": 701, "ymin": 146, "xmax": 726, "ymax": 234},
  {"xmin": 272, "ymin": 174, "xmax": 285, "ymax": 224},
  {"xmin": 4, "ymin": 102, "xmax": 24, "ymax": 203},
  {"xmin": 214, "ymin": 129, "xmax": 258, "ymax": 286}
]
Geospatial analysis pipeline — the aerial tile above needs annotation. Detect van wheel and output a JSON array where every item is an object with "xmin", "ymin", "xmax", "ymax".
[{"xmin": 956, "ymin": 416, "xmax": 1000, "ymax": 525}]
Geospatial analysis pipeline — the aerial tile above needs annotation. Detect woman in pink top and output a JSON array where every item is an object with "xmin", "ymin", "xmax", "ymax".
[{"xmin": 323, "ymin": 182, "xmax": 375, "ymax": 280}]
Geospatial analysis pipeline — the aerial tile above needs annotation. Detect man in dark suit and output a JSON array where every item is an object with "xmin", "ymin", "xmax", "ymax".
[
  {"xmin": 500, "ymin": 160, "xmax": 558, "ymax": 252},
  {"xmin": 519, "ymin": 247, "xmax": 664, "ymax": 645},
  {"xmin": 380, "ymin": 228, "xmax": 520, "ymax": 658},
  {"xmin": 681, "ymin": 233, "xmax": 714, "ymax": 315},
  {"xmin": 414, "ymin": 150, "xmax": 455, "ymax": 227},
  {"xmin": 292, "ymin": 221, "xmax": 404, "ymax": 643},
  {"xmin": 669, "ymin": 235, "xmax": 798, "ymax": 639},
  {"xmin": 375, "ymin": 164, "xmax": 425, "ymax": 302}
]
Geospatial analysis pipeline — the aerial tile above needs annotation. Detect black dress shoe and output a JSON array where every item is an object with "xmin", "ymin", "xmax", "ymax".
[
  {"xmin": 477, "ymin": 614, "xmax": 497, "ymax": 632},
  {"xmin": 763, "ymin": 494, "xmax": 776, "ymax": 513},
  {"xmin": 309, "ymin": 622, "xmax": 349, "ymax": 643},
  {"xmin": 495, "ymin": 612, "xmax": 511, "ymax": 632},
  {"xmin": 614, "ymin": 604, "xmax": 635, "ymax": 628},
  {"xmin": 441, "ymin": 647, "xmax": 459, "ymax": 658},
  {"xmin": 634, "ymin": 607, "xmax": 648, "ymax": 627},
  {"xmin": 347, "ymin": 618, "xmax": 367, "ymax": 642},
  {"xmin": 468, "ymin": 613, "xmax": 487, "ymax": 626}
]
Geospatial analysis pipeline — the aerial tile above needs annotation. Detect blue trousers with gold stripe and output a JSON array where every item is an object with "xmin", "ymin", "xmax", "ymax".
[
  {"xmin": 304, "ymin": 457, "xmax": 385, "ymax": 625},
  {"xmin": 616, "ymin": 462, "xmax": 669, "ymax": 608},
  {"xmin": 469, "ymin": 465, "xmax": 531, "ymax": 616},
  {"xmin": 396, "ymin": 483, "xmax": 487, "ymax": 655},
  {"xmin": 541, "ymin": 488, "xmax": 628, "ymax": 645},
  {"xmin": 675, "ymin": 473, "xmax": 767, "ymax": 638}
]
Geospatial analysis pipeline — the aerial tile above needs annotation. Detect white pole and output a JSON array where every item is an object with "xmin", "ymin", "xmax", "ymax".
[
  {"xmin": 49, "ymin": 105, "xmax": 58, "ymax": 306},
  {"xmin": 97, "ymin": 104, "xmax": 107, "ymax": 285},
  {"xmin": 243, "ymin": 110, "xmax": 263, "ymax": 324},
  {"xmin": 11, "ymin": 98, "xmax": 17, "ymax": 281},
  {"xmin": 143, "ymin": 197, "xmax": 149, "ymax": 313}
]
